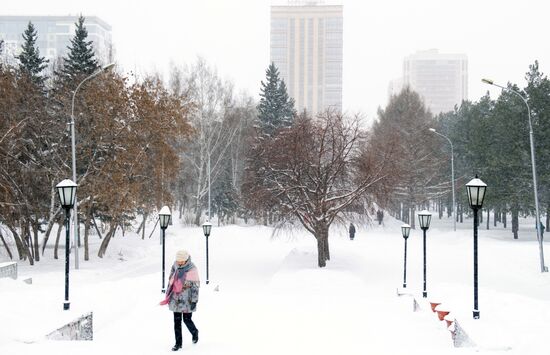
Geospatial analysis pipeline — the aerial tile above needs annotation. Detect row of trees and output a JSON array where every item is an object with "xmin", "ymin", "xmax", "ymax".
[
  {"xmin": 0, "ymin": 18, "xmax": 193, "ymax": 263},
  {"xmin": 377, "ymin": 62, "xmax": 550, "ymax": 239},
  {"xmin": 435, "ymin": 62, "xmax": 550, "ymax": 238},
  {"xmin": 4, "ymin": 17, "xmax": 546, "ymax": 267}
]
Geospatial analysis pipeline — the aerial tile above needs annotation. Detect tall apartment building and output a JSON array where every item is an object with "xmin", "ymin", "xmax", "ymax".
[
  {"xmin": 393, "ymin": 49, "xmax": 468, "ymax": 115},
  {"xmin": 270, "ymin": 1, "xmax": 343, "ymax": 116},
  {"xmin": 0, "ymin": 16, "xmax": 112, "ymax": 65}
]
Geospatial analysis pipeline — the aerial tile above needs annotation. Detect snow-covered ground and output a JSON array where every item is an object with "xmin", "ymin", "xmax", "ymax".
[{"xmin": 1, "ymin": 214, "xmax": 549, "ymax": 354}]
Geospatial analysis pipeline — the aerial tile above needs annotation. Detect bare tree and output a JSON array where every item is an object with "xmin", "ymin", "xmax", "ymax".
[
  {"xmin": 178, "ymin": 58, "xmax": 242, "ymax": 225},
  {"xmin": 246, "ymin": 111, "xmax": 393, "ymax": 267}
]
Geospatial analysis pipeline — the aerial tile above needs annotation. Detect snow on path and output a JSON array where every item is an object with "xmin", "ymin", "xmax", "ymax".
[{"xmin": 1, "ymin": 218, "xmax": 549, "ymax": 354}]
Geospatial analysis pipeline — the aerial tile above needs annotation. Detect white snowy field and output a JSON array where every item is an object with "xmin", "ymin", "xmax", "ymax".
[{"xmin": 1, "ymin": 214, "xmax": 549, "ymax": 355}]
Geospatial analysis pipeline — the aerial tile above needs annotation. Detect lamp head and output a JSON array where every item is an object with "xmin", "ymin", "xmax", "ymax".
[
  {"xmin": 55, "ymin": 179, "xmax": 78, "ymax": 210},
  {"xmin": 481, "ymin": 78, "xmax": 494, "ymax": 85},
  {"xmin": 401, "ymin": 224, "xmax": 411, "ymax": 239},
  {"xmin": 418, "ymin": 210, "xmax": 432, "ymax": 230},
  {"xmin": 159, "ymin": 206, "xmax": 171, "ymax": 229},
  {"xmin": 428, "ymin": 128, "xmax": 436, "ymax": 133},
  {"xmin": 102, "ymin": 63, "xmax": 115, "ymax": 72},
  {"xmin": 202, "ymin": 221, "xmax": 212, "ymax": 237},
  {"xmin": 466, "ymin": 175, "xmax": 487, "ymax": 209}
]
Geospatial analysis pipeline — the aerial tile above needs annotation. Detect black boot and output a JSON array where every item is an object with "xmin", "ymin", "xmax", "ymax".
[
  {"xmin": 183, "ymin": 313, "xmax": 199, "ymax": 344},
  {"xmin": 171, "ymin": 344, "xmax": 181, "ymax": 351},
  {"xmin": 192, "ymin": 330, "xmax": 199, "ymax": 344}
]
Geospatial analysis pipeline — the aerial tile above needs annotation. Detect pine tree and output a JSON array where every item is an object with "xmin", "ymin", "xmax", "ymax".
[
  {"xmin": 257, "ymin": 62, "xmax": 295, "ymax": 136},
  {"xmin": 17, "ymin": 22, "xmax": 49, "ymax": 86},
  {"xmin": 61, "ymin": 15, "xmax": 99, "ymax": 80}
]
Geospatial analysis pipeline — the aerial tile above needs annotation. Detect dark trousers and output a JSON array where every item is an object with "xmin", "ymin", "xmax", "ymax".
[{"xmin": 174, "ymin": 312, "xmax": 198, "ymax": 346}]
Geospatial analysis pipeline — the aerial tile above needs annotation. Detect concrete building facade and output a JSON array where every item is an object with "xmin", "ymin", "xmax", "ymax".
[
  {"xmin": 270, "ymin": 2, "xmax": 343, "ymax": 116},
  {"xmin": 397, "ymin": 49, "xmax": 468, "ymax": 115},
  {"xmin": 0, "ymin": 16, "xmax": 112, "ymax": 66}
]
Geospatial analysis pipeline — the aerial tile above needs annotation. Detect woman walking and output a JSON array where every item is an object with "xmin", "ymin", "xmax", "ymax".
[{"xmin": 160, "ymin": 250, "xmax": 200, "ymax": 351}]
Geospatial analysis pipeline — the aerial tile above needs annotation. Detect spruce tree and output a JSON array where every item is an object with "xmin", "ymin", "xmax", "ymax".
[
  {"xmin": 257, "ymin": 62, "xmax": 295, "ymax": 136},
  {"xmin": 61, "ymin": 15, "xmax": 99, "ymax": 80},
  {"xmin": 17, "ymin": 22, "xmax": 49, "ymax": 86}
]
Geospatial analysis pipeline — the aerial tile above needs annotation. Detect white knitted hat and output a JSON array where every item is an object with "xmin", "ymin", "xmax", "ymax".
[{"xmin": 176, "ymin": 249, "xmax": 189, "ymax": 262}]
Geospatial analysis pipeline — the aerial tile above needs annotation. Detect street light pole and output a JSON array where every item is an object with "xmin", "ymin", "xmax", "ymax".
[
  {"xmin": 466, "ymin": 176, "xmax": 487, "ymax": 319},
  {"xmin": 56, "ymin": 179, "xmax": 78, "ymax": 311},
  {"xmin": 418, "ymin": 210, "xmax": 432, "ymax": 298},
  {"xmin": 202, "ymin": 222, "xmax": 212, "ymax": 285},
  {"xmin": 429, "ymin": 128, "xmax": 456, "ymax": 231},
  {"xmin": 482, "ymin": 79, "xmax": 547, "ymax": 273},
  {"xmin": 159, "ymin": 206, "xmax": 171, "ymax": 293},
  {"xmin": 401, "ymin": 224, "xmax": 411, "ymax": 288},
  {"xmin": 70, "ymin": 63, "xmax": 115, "ymax": 270}
]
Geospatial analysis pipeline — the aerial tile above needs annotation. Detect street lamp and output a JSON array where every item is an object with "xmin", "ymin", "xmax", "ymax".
[
  {"xmin": 202, "ymin": 221, "xmax": 212, "ymax": 285},
  {"xmin": 429, "ymin": 128, "xmax": 456, "ymax": 232},
  {"xmin": 56, "ymin": 179, "xmax": 78, "ymax": 310},
  {"xmin": 70, "ymin": 62, "xmax": 116, "ymax": 270},
  {"xmin": 482, "ymin": 78, "xmax": 547, "ymax": 273},
  {"xmin": 466, "ymin": 176, "xmax": 487, "ymax": 320},
  {"xmin": 401, "ymin": 224, "xmax": 411, "ymax": 288},
  {"xmin": 159, "ymin": 206, "xmax": 171, "ymax": 293},
  {"xmin": 418, "ymin": 210, "xmax": 432, "ymax": 298}
]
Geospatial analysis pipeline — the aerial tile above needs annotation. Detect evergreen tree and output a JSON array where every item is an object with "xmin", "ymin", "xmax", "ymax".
[
  {"xmin": 257, "ymin": 62, "xmax": 295, "ymax": 136},
  {"xmin": 17, "ymin": 22, "xmax": 48, "ymax": 86},
  {"xmin": 61, "ymin": 15, "xmax": 99, "ymax": 80}
]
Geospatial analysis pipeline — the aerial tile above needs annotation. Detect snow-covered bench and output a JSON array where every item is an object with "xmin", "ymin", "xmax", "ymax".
[{"xmin": 0, "ymin": 261, "xmax": 17, "ymax": 280}]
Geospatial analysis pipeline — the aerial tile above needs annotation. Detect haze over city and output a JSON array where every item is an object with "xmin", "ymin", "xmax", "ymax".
[{"xmin": 3, "ymin": 0, "xmax": 549, "ymax": 120}]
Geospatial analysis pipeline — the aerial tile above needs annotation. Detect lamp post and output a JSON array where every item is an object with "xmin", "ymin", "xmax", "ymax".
[
  {"xmin": 482, "ymin": 78, "xmax": 547, "ymax": 273},
  {"xmin": 466, "ymin": 176, "xmax": 487, "ymax": 319},
  {"xmin": 202, "ymin": 221, "xmax": 212, "ymax": 285},
  {"xmin": 429, "ymin": 128, "xmax": 456, "ymax": 231},
  {"xmin": 401, "ymin": 224, "xmax": 411, "ymax": 288},
  {"xmin": 70, "ymin": 62, "xmax": 115, "ymax": 270},
  {"xmin": 418, "ymin": 210, "xmax": 432, "ymax": 298},
  {"xmin": 56, "ymin": 179, "xmax": 78, "ymax": 310},
  {"xmin": 159, "ymin": 206, "xmax": 171, "ymax": 293}
]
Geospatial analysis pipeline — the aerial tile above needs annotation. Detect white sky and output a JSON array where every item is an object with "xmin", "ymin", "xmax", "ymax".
[{"xmin": 4, "ymin": 0, "xmax": 550, "ymax": 120}]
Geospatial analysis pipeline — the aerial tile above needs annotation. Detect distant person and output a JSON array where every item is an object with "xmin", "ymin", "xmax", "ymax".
[
  {"xmin": 349, "ymin": 223, "xmax": 356, "ymax": 240},
  {"xmin": 376, "ymin": 210, "xmax": 384, "ymax": 225},
  {"xmin": 538, "ymin": 221, "xmax": 545, "ymax": 240},
  {"xmin": 160, "ymin": 250, "xmax": 200, "ymax": 351}
]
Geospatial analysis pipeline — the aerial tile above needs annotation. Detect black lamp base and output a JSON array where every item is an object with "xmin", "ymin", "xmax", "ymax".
[
  {"xmin": 63, "ymin": 301, "xmax": 70, "ymax": 310},
  {"xmin": 422, "ymin": 291, "xmax": 427, "ymax": 298},
  {"xmin": 473, "ymin": 310, "xmax": 480, "ymax": 319}
]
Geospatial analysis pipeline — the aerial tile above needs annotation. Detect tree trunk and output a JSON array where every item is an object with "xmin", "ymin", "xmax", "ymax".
[
  {"xmin": 42, "ymin": 209, "xmax": 61, "ymax": 255},
  {"xmin": 31, "ymin": 217, "xmax": 40, "ymax": 262},
  {"xmin": 91, "ymin": 214, "xmax": 103, "ymax": 239},
  {"xmin": 486, "ymin": 209, "xmax": 490, "ymax": 230},
  {"xmin": 511, "ymin": 207, "xmax": 519, "ymax": 239},
  {"xmin": 503, "ymin": 209, "xmax": 507, "ymax": 228},
  {"xmin": 410, "ymin": 206, "xmax": 416, "ymax": 229},
  {"xmin": 0, "ymin": 229, "xmax": 13, "ymax": 259},
  {"xmin": 546, "ymin": 204, "xmax": 549, "ymax": 232},
  {"xmin": 494, "ymin": 209, "xmax": 498, "ymax": 227},
  {"xmin": 84, "ymin": 203, "xmax": 92, "ymax": 261},
  {"xmin": 6, "ymin": 224, "xmax": 25, "ymax": 260},
  {"xmin": 194, "ymin": 196, "xmax": 202, "ymax": 226},
  {"xmin": 459, "ymin": 203, "xmax": 463, "ymax": 223},
  {"xmin": 98, "ymin": 223, "xmax": 118, "ymax": 258},
  {"xmin": 316, "ymin": 237, "xmax": 327, "ymax": 267}
]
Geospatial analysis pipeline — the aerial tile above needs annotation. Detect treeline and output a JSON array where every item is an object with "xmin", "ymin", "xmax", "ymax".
[
  {"xmin": 0, "ymin": 17, "xmax": 262, "ymax": 264},
  {"xmin": 0, "ymin": 17, "xmax": 194, "ymax": 263},
  {"xmin": 379, "ymin": 62, "xmax": 550, "ymax": 238}
]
